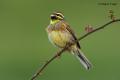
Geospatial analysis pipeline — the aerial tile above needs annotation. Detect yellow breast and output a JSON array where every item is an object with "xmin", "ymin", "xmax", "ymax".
[{"xmin": 48, "ymin": 30, "xmax": 71, "ymax": 48}]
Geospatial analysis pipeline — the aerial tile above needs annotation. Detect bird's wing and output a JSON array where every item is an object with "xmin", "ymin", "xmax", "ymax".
[{"xmin": 61, "ymin": 21, "xmax": 81, "ymax": 49}]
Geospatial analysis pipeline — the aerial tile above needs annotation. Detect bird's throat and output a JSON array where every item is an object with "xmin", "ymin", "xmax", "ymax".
[{"xmin": 50, "ymin": 20, "xmax": 60, "ymax": 25}]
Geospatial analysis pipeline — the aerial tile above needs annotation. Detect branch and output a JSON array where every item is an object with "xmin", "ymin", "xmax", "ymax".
[
  {"xmin": 30, "ymin": 19, "xmax": 120, "ymax": 80},
  {"xmin": 78, "ymin": 19, "xmax": 120, "ymax": 41}
]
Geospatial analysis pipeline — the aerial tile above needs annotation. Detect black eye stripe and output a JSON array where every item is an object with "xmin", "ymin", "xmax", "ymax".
[
  {"xmin": 51, "ymin": 12, "xmax": 64, "ymax": 20},
  {"xmin": 56, "ymin": 14, "xmax": 63, "ymax": 18}
]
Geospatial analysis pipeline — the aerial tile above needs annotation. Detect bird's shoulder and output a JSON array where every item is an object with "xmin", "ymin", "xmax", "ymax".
[{"xmin": 58, "ymin": 20, "xmax": 81, "ymax": 48}]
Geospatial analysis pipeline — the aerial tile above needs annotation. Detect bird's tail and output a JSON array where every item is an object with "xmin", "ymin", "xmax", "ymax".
[{"xmin": 71, "ymin": 46, "xmax": 92, "ymax": 70}]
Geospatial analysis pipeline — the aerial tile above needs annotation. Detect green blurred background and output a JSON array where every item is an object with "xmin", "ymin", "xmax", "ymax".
[{"xmin": 0, "ymin": 0, "xmax": 120, "ymax": 80}]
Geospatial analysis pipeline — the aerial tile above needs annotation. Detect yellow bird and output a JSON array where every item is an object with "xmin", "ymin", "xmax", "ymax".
[{"xmin": 46, "ymin": 12, "xmax": 92, "ymax": 70}]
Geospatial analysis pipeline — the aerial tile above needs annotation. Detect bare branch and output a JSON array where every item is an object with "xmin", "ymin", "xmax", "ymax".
[
  {"xmin": 30, "ymin": 19, "xmax": 120, "ymax": 80},
  {"xmin": 78, "ymin": 19, "xmax": 120, "ymax": 41},
  {"xmin": 30, "ymin": 47, "xmax": 67, "ymax": 80}
]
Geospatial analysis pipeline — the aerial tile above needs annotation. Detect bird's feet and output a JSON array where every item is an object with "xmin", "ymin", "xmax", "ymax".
[{"xmin": 55, "ymin": 52, "xmax": 61, "ymax": 59}]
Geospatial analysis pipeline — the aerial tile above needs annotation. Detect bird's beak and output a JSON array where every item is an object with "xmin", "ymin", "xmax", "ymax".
[{"xmin": 50, "ymin": 15, "xmax": 56, "ymax": 19}]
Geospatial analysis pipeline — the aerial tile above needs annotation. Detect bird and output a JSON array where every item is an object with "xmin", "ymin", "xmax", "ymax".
[{"xmin": 46, "ymin": 12, "xmax": 92, "ymax": 70}]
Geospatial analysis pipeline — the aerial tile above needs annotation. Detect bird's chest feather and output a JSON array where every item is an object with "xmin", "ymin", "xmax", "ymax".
[{"xmin": 48, "ymin": 30, "xmax": 71, "ymax": 47}]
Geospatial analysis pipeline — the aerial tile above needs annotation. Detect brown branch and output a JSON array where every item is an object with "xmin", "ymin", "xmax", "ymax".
[
  {"xmin": 30, "ymin": 19, "xmax": 120, "ymax": 80},
  {"xmin": 78, "ymin": 19, "xmax": 120, "ymax": 41},
  {"xmin": 30, "ymin": 47, "xmax": 68, "ymax": 80}
]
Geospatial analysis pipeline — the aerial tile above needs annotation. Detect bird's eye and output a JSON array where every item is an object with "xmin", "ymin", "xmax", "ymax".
[
  {"xmin": 56, "ymin": 14, "xmax": 63, "ymax": 19},
  {"xmin": 56, "ymin": 14, "xmax": 60, "ymax": 16}
]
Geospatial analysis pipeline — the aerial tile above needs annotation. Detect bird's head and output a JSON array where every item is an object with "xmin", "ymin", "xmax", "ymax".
[{"xmin": 50, "ymin": 12, "xmax": 64, "ymax": 21}]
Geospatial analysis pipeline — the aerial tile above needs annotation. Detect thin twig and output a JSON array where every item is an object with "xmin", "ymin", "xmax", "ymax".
[
  {"xmin": 30, "ymin": 19, "xmax": 120, "ymax": 80},
  {"xmin": 31, "ymin": 47, "xmax": 67, "ymax": 80},
  {"xmin": 78, "ymin": 19, "xmax": 120, "ymax": 41}
]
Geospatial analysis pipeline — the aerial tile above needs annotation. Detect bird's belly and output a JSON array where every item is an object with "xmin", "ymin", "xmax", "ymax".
[{"xmin": 48, "ymin": 31, "xmax": 71, "ymax": 48}]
